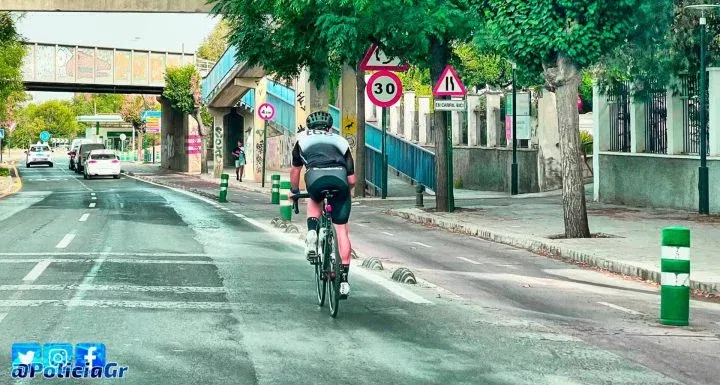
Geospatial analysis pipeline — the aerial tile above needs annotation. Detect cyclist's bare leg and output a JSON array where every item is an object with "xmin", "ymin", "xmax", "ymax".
[
  {"xmin": 334, "ymin": 223, "xmax": 351, "ymax": 265},
  {"xmin": 306, "ymin": 197, "xmax": 322, "ymax": 220}
]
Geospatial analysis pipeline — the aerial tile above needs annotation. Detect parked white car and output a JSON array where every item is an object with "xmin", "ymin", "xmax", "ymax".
[
  {"xmin": 25, "ymin": 144, "xmax": 53, "ymax": 168},
  {"xmin": 83, "ymin": 149, "xmax": 121, "ymax": 179}
]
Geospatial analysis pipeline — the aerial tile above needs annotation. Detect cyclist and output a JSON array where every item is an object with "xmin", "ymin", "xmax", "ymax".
[{"xmin": 290, "ymin": 111, "xmax": 356, "ymax": 298}]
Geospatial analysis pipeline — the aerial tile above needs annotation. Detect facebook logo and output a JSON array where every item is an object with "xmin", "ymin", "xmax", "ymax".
[{"xmin": 75, "ymin": 343, "xmax": 106, "ymax": 368}]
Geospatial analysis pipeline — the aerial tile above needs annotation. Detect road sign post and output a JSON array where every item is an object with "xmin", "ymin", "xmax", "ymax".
[
  {"xmin": 0, "ymin": 128, "xmax": 4, "ymax": 163},
  {"xmin": 366, "ymin": 70, "xmax": 403, "ymax": 199},
  {"xmin": 258, "ymin": 102, "xmax": 275, "ymax": 188},
  {"xmin": 432, "ymin": 65, "xmax": 467, "ymax": 212}
]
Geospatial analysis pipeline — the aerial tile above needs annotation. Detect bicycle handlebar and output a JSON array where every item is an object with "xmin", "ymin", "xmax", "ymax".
[{"xmin": 292, "ymin": 192, "xmax": 310, "ymax": 214}]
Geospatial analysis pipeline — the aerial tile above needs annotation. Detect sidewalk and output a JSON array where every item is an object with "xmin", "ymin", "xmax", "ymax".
[
  {"xmin": 390, "ymin": 196, "xmax": 720, "ymax": 294},
  {"xmin": 122, "ymin": 163, "xmax": 720, "ymax": 295}
]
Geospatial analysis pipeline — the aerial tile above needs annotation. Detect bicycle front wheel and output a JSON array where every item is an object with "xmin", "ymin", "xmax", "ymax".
[{"xmin": 327, "ymin": 224, "xmax": 341, "ymax": 318}]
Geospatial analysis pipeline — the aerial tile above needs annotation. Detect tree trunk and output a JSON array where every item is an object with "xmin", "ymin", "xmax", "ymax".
[
  {"xmin": 354, "ymin": 67, "xmax": 367, "ymax": 198},
  {"xmin": 429, "ymin": 37, "xmax": 450, "ymax": 212},
  {"xmin": 544, "ymin": 54, "xmax": 590, "ymax": 238}
]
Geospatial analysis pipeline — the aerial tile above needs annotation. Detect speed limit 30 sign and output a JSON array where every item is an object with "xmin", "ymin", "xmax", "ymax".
[{"xmin": 365, "ymin": 70, "xmax": 403, "ymax": 108}]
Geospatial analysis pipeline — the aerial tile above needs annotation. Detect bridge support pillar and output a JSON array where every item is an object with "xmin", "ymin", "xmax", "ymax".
[
  {"xmin": 209, "ymin": 107, "xmax": 231, "ymax": 179},
  {"xmin": 294, "ymin": 69, "xmax": 329, "ymax": 189}
]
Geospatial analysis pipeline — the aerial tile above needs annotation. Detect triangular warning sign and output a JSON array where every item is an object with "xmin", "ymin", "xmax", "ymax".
[
  {"xmin": 432, "ymin": 65, "xmax": 467, "ymax": 97},
  {"xmin": 359, "ymin": 44, "xmax": 409, "ymax": 72}
]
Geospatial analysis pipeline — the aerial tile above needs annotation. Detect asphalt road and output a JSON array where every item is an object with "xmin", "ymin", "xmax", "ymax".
[{"xmin": 0, "ymin": 159, "xmax": 713, "ymax": 384}]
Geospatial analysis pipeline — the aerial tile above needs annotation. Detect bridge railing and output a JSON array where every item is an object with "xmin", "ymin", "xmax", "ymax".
[{"xmin": 202, "ymin": 44, "xmax": 238, "ymax": 102}]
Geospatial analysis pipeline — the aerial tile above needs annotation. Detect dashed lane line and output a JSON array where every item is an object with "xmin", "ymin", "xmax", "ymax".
[
  {"xmin": 79, "ymin": 213, "xmax": 90, "ymax": 222},
  {"xmin": 22, "ymin": 260, "xmax": 52, "ymax": 282},
  {"xmin": 412, "ymin": 241, "xmax": 432, "ymax": 248},
  {"xmin": 89, "ymin": 203, "xmax": 96, "ymax": 208},
  {"xmin": 55, "ymin": 233, "xmax": 76, "ymax": 249},
  {"xmin": 597, "ymin": 301, "xmax": 645, "ymax": 315},
  {"xmin": 457, "ymin": 257, "xmax": 481, "ymax": 265}
]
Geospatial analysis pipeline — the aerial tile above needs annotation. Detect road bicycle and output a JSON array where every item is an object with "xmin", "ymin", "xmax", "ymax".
[{"xmin": 293, "ymin": 190, "xmax": 342, "ymax": 317}]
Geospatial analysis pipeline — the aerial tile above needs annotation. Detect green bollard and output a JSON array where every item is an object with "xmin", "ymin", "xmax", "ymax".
[
  {"xmin": 660, "ymin": 227, "xmax": 691, "ymax": 326},
  {"xmin": 280, "ymin": 180, "xmax": 292, "ymax": 220},
  {"xmin": 219, "ymin": 174, "xmax": 229, "ymax": 203},
  {"xmin": 271, "ymin": 174, "xmax": 281, "ymax": 204}
]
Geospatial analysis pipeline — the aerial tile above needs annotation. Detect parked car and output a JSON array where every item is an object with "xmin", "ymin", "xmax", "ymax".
[
  {"xmin": 25, "ymin": 144, "xmax": 53, "ymax": 168},
  {"xmin": 83, "ymin": 149, "xmax": 121, "ymax": 179},
  {"xmin": 68, "ymin": 138, "xmax": 93, "ymax": 170},
  {"xmin": 74, "ymin": 143, "xmax": 106, "ymax": 174}
]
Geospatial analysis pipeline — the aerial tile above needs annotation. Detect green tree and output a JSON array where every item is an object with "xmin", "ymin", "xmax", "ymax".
[
  {"xmin": 482, "ymin": 0, "xmax": 673, "ymax": 238},
  {"xmin": 197, "ymin": 19, "xmax": 231, "ymax": 62},
  {"xmin": 163, "ymin": 65, "xmax": 208, "ymax": 172},
  {"xmin": 120, "ymin": 94, "xmax": 160, "ymax": 152},
  {"xmin": 0, "ymin": 13, "xmax": 26, "ymax": 125},
  {"xmin": 71, "ymin": 93, "xmax": 124, "ymax": 116},
  {"xmin": 10, "ymin": 100, "xmax": 81, "ymax": 148}
]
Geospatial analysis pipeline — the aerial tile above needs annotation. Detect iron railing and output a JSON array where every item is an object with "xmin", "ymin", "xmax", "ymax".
[
  {"xmin": 364, "ymin": 145, "xmax": 384, "ymax": 195},
  {"xmin": 608, "ymin": 81, "xmax": 631, "ymax": 152},
  {"xmin": 201, "ymin": 44, "xmax": 239, "ymax": 102},
  {"xmin": 680, "ymin": 73, "xmax": 708, "ymax": 154},
  {"xmin": 644, "ymin": 86, "xmax": 668, "ymax": 154}
]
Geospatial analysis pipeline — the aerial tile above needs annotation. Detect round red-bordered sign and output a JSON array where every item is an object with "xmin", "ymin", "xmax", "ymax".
[
  {"xmin": 257, "ymin": 102, "xmax": 276, "ymax": 121},
  {"xmin": 365, "ymin": 70, "xmax": 403, "ymax": 108}
]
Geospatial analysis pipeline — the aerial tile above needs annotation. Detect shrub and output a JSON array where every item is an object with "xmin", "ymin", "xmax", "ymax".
[
  {"xmin": 0, "ymin": 168, "xmax": 9, "ymax": 177},
  {"xmin": 579, "ymin": 131, "xmax": 593, "ymax": 155}
]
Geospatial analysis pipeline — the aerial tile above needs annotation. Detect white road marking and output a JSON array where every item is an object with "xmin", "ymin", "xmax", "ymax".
[
  {"xmin": 127, "ymin": 174, "xmax": 434, "ymax": 305},
  {"xmin": 357, "ymin": 223, "xmax": 367, "ymax": 227},
  {"xmin": 0, "ymin": 252, "xmax": 210, "ymax": 257},
  {"xmin": 55, "ymin": 234, "xmax": 76, "ymax": 249},
  {"xmin": 91, "ymin": 196, "xmax": 97, "ymax": 200},
  {"xmin": 22, "ymin": 260, "xmax": 52, "ymax": 282},
  {"xmin": 597, "ymin": 302, "xmax": 644, "ymax": 315},
  {"xmin": 89, "ymin": 203, "xmax": 96, "ymax": 208},
  {"xmin": 0, "ymin": 258, "xmax": 215, "ymax": 265},
  {"xmin": 0, "ymin": 299, "xmax": 234, "ymax": 310},
  {"xmin": 79, "ymin": 213, "xmax": 90, "ymax": 222},
  {"xmin": 0, "ymin": 313, "xmax": 6, "ymax": 324},
  {"xmin": 0, "ymin": 284, "xmax": 228, "ymax": 294},
  {"xmin": 457, "ymin": 257, "xmax": 481, "ymax": 265},
  {"xmin": 91, "ymin": 192, "xmax": 96, "ymax": 196},
  {"xmin": 68, "ymin": 247, "xmax": 111, "ymax": 309},
  {"xmin": 381, "ymin": 231, "xmax": 394, "ymax": 236},
  {"xmin": 412, "ymin": 241, "xmax": 432, "ymax": 248}
]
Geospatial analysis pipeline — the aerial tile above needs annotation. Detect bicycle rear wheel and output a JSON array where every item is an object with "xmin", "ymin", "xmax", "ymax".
[
  {"xmin": 327, "ymin": 224, "xmax": 341, "ymax": 318},
  {"xmin": 315, "ymin": 228, "xmax": 327, "ymax": 306}
]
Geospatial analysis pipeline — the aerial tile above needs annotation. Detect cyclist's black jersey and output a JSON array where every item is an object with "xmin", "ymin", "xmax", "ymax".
[{"xmin": 291, "ymin": 129, "xmax": 355, "ymax": 175}]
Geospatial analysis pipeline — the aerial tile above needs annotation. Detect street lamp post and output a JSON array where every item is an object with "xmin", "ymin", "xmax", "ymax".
[
  {"xmin": 511, "ymin": 62, "xmax": 519, "ymax": 195},
  {"xmin": 685, "ymin": 4, "xmax": 720, "ymax": 214}
]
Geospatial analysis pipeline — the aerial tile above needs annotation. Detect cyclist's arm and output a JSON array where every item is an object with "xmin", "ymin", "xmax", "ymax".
[
  {"xmin": 290, "ymin": 142, "xmax": 303, "ymax": 193},
  {"xmin": 344, "ymin": 149, "xmax": 356, "ymax": 187}
]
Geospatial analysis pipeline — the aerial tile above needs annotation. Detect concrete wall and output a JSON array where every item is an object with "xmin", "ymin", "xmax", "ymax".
[
  {"xmin": 599, "ymin": 153, "xmax": 720, "ymax": 213},
  {"xmin": 453, "ymin": 147, "xmax": 539, "ymax": 193},
  {"xmin": 265, "ymin": 130, "xmax": 296, "ymax": 171}
]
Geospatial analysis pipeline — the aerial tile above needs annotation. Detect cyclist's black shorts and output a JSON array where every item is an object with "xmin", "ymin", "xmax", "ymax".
[{"xmin": 304, "ymin": 167, "xmax": 351, "ymax": 225}]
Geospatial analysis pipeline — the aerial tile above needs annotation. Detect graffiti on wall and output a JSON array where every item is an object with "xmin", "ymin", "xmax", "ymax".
[
  {"xmin": 165, "ymin": 134, "xmax": 175, "ymax": 159},
  {"xmin": 214, "ymin": 125, "xmax": 224, "ymax": 166},
  {"xmin": 265, "ymin": 130, "xmax": 296, "ymax": 170}
]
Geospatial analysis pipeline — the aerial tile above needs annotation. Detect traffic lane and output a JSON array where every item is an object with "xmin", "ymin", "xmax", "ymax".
[
  {"xmin": 0, "ymin": 178, "xmax": 261, "ymax": 384},
  {"xmin": 95, "ymin": 180, "xmax": 681, "ymax": 385},
  {"xmin": 349, "ymin": 207, "xmax": 720, "ymax": 385},
  {"xmin": 222, "ymin": 190, "xmax": 716, "ymax": 385}
]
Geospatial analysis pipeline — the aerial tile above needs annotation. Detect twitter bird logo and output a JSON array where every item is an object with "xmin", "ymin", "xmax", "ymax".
[{"xmin": 11, "ymin": 343, "xmax": 42, "ymax": 367}]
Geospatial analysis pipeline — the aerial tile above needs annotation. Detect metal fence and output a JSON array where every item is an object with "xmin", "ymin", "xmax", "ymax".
[
  {"xmin": 608, "ymin": 81, "xmax": 631, "ymax": 152},
  {"xmin": 364, "ymin": 145, "xmax": 384, "ymax": 195},
  {"xmin": 680, "ymin": 73, "xmax": 708, "ymax": 154},
  {"xmin": 644, "ymin": 86, "xmax": 668, "ymax": 154}
]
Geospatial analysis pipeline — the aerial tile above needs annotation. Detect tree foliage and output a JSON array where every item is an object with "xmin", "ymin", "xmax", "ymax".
[
  {"xmin": 0, "ymin": 13, "xmax": 26, "ymax": 125},
  {"xmin": 71, "ymin": 93, "xmax": 124, "ymax": 116},
  {"xmin": 197, "ymin": 18, "xmax": 231, "ymax": 62},
  {"xmin": 120, "ymin": 95, "xmax": 159, "ymax": 128},
  {"xmin": 9, "ymin": 100, "xmax": 80, "ymax": 148}
]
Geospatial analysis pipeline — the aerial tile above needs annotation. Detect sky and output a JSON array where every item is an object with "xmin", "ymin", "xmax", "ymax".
[{"xmin": 14, "ymin": 12, "xmax": 220, "ymax": 103}]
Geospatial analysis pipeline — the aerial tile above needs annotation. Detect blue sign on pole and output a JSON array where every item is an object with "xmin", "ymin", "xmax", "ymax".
[
  {"xmin": 0, "ymin": 129, "xmax": 4, "ymax": 139},
  {"xmin": 39, "ymin": 131, "xmax": 51, "ymax": 142}
]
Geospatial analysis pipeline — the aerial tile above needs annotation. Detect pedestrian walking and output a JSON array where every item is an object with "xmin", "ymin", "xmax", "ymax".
[{"xmin": 232, "ymin": 140, "xmax": 246, "ymax": 182}]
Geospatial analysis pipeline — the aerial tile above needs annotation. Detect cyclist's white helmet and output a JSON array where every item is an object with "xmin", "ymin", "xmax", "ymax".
[{"xmin": 306, "ymin": 111, "xmax": 333, "ymax": 131}]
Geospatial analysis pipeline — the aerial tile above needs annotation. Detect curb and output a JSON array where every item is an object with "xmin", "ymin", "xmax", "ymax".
[
  {"xmin": 389, "ymin": 208, "xmax": 720, "ymax": 295},
  {"xmin": 0, "ymin": 163, "xmax": 21, "ymax": 199}
]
